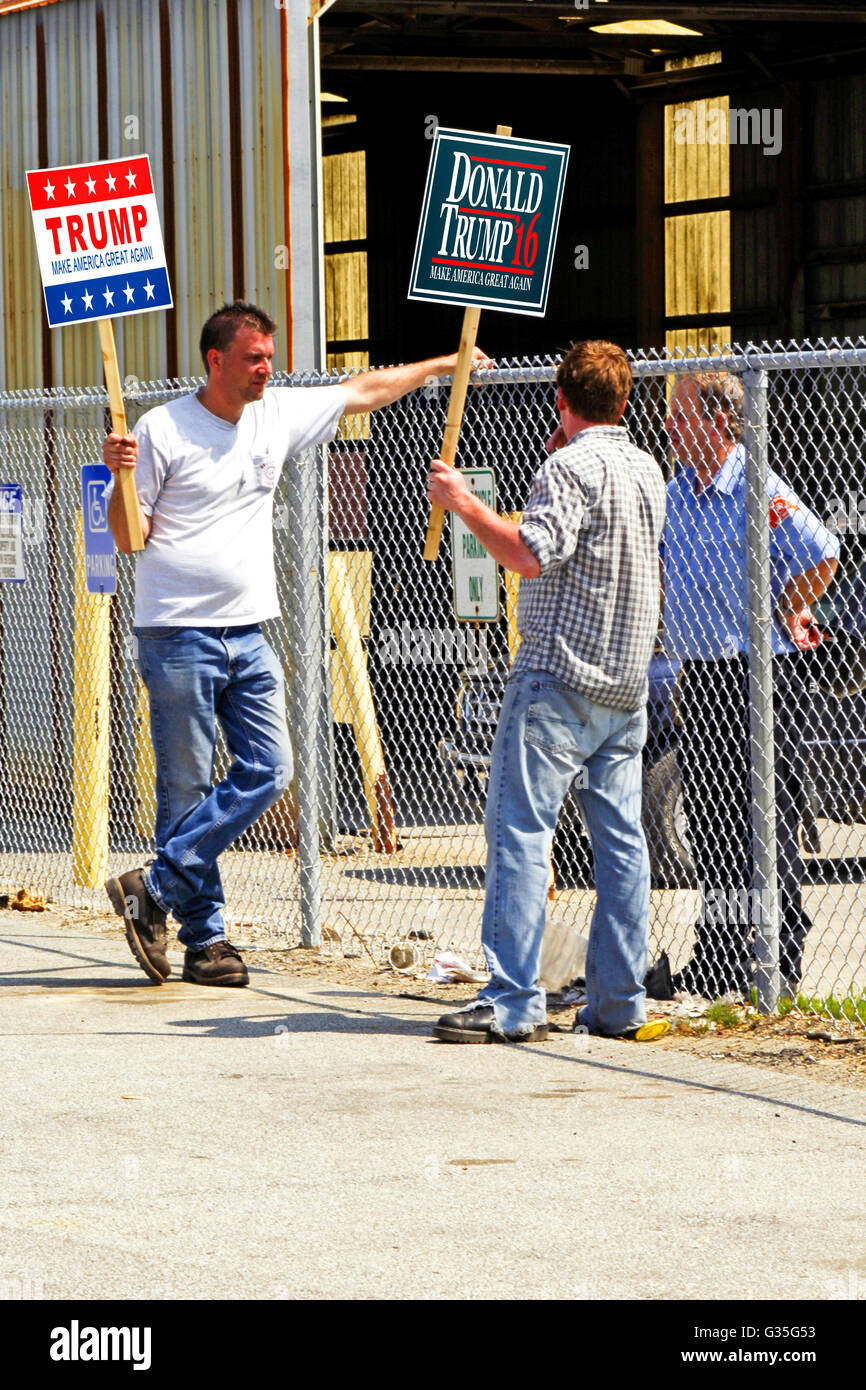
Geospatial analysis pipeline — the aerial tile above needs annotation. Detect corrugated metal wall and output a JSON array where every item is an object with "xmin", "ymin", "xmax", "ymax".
[
  {"xmin": 0, "ymin": 0, "xmax": 317, "ymax": 390},
  {"xmin": 0, "ymin": 7, "xmax": 44, "ymax": 389}
]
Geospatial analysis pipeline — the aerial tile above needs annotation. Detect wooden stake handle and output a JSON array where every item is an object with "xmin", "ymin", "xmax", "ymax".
[
  {"xmin": 423, "ymin": 305, "xmax": 481, "ymax": 561},
  {"xmin": 422, "ymin": 123, "xmax": 511, "ymax": 563},
  {"xmin": 98, "ymin": 318, "xmax": 144, "ymax": 553}
]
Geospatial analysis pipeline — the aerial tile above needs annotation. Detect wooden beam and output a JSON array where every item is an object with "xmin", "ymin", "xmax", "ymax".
[
  {"xmin": 324, "ymin": 56, "xmax": 619, "ymax": 74},
  {"xmin": 636, "ymin": 103, "xmax": 665, "ymax": 350},
  {"xmin": 777, "ymin": 80, "xmax": 804, "ymax": 339}
]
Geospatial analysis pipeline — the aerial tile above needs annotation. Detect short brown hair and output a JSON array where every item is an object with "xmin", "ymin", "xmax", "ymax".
[
  {"xmin": 555, "ymin": 340, "xmax": 632, "ymax": 423},
  {"xmin": 199, "ymin": 301, "xmax": 277, "ymax": 372},
  {"xmin": 688, "ymin": 371, "xmax": 745, "ymax": 443}
]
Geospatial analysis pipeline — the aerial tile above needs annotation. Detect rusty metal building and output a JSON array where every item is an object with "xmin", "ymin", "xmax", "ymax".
[
  {"xmin": 3, "ymin": 2, "xmax": 866, "ymax": 386},
  {"xmin": 0, "ymin": 0, "xmax": 330, "ymax": 390}
]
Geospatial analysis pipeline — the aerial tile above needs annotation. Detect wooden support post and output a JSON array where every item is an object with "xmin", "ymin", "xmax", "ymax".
[
  {"xmin": 134, "ymin": 678, "xmax": 156, "ymax": 840},
  {"xmin": 328, "ymin": 551, "xmax": 398, "ymax": 853},
  {"xmin": 72, "ymin": 513, "xmax": 110, "ymax": 886},
  {"xmin": 97, "ymin": 318, "xmax": 144, "ymax": 552},
  {"xmin": 504, "ymin": 510, "xmax": 523, "ymax": 664},
  {"xmin": 423, "ymin": 123, "xmax": 512, "ymax": 562},
  {"xmin": 636, "ymin": 104, "xmax": 665, "ymax": 351}
]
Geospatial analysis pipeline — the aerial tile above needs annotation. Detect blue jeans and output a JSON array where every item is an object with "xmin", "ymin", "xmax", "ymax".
[
  {"xmin": 134, "ymin": 624, "xmax": 293, "ymax": 951},
  {"xmin": 478, "ymin": 670, "xmax": 651, "ymax": 1037}
]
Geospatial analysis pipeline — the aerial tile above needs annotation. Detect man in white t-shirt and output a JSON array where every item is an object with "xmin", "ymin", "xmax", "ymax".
[{"xmin": 104, "ymin": 300, "xmax": 487, "ymax": 987}]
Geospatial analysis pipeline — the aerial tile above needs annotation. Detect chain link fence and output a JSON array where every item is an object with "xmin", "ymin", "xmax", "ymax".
[{"xmin": 2, "ymin": 341, "xmax": 866, "ymax": 1023}]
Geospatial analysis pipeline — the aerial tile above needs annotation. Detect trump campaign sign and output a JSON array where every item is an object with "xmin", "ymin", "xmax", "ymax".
[
  {"xmin": 409, "ymin": 128, "xmax": 569, "ymax": 318},
  {"xmin": 26, "ymin": 155, "xmax": 172, "ymax": 328}
]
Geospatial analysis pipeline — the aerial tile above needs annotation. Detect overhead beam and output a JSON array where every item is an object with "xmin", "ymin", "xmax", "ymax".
[
  {"xmin": 323, "ymin": 56, "xmax": 620, "ymax": 74},
  {"xmin": 320, "ymin": 28, "xmax": 709, "ymax": 53},
  {"xmin": 323, "ymin": 1, "xmax": 866, "ymax": 19},
  {"xmin": 627, "ymin": 41, "xmax": 866, "ymax": 99}
]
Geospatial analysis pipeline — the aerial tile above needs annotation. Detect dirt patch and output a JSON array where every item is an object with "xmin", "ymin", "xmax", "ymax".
[
  {"xmin": 659, "ymin": 1010, "xmax": 866, "ymax": 1086},
  {"xmin": 12, "ymin": 900, "xmax": 866, "ymax": 1089}
]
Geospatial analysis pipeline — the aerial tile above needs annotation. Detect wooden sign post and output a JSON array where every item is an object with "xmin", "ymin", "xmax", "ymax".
[
  {"xmin": 98, "ymin": 318, "xmax": 144, "ymax": 551},
  {"xmin": 423, "ymin": 302, "xmax": 484, "ymax": 561}
]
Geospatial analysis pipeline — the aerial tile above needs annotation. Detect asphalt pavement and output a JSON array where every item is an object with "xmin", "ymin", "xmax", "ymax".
[{"xmin": 1, "ymin": 912, "xmax": 865, "ymax": 1302}]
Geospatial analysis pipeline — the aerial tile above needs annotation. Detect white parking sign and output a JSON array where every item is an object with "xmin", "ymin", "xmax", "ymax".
[{"xmin": 451, "ymin": 469, "xmax": 500, "ymax": 622}]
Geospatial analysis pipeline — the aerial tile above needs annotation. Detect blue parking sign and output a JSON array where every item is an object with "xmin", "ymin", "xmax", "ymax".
[{"xmin": 81, "ymin": 463, "xmax": 116, "ymax": 595}]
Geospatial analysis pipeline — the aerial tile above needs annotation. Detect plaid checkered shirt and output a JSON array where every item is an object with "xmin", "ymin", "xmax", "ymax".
[{"xmin": 514, "ymin": 424, "xmax": 667, "ymax": 711}]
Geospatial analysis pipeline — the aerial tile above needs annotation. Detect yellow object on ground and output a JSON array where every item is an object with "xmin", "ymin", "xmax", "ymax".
[{"xmin": 633, "ymin": 1020, "xmax": 671, "ymax": 1042}]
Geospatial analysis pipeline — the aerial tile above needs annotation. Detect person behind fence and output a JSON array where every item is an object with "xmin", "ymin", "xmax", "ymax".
[
  {"xmin": 426, "ymin": 339, "xmax": 670, "ymax": 1044},
  {"xmin": 102, "ymin": 300, "xmax": 489, "ymax": 988},
  {"xmin": 661, "ymin": 371, "xmax": 840, "ymax": 999}
]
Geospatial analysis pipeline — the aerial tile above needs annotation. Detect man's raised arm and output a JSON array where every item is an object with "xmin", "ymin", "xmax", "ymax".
[{"xmin": 340, "ymin": 347, "xmax": 491, "ymax": 414}]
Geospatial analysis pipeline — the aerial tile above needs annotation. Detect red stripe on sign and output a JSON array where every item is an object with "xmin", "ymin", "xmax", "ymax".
[
  {"xmin": 432, "ymin": 257, "xmax": 536, "ymax": 277},
  {"xmin": 26, "ymin": 156, "xmax": 153, "ymax": 210},
  {"xmin": 458, "ymin": 207, "xmax": 517, "ymax": 218},
  {"xmin": 469, "ymin": 156, "xmax": 547, "ymax": 171}
]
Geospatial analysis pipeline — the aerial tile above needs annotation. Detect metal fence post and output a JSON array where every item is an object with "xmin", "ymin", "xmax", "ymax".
[
  {"xmin": 743, "ymin": 365, "xmax": 780, "ymax": 1013},
  {"xmin": 285, "ymin": 445, "xmax": 324, "ymax": 947}
]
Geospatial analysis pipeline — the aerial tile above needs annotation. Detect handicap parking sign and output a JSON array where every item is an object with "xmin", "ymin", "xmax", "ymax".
[{"xmin": 80, "ymin": 463, "xmax": 116, "ymax": 595}]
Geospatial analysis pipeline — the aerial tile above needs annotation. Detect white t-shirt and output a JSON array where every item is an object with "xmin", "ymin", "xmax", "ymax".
[{"xmin": 108, "ymin": 385, "xmax": 348, "ymax": 627}]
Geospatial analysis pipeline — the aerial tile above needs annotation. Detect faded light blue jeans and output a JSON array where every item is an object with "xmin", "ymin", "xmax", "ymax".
[
  {"xmin": 478, "ymin": 670, "xmax": 651, "ymax": 1037},
  {"xmin": 135, "ymin": 624, "xmax": 293, "ymax": 951}
]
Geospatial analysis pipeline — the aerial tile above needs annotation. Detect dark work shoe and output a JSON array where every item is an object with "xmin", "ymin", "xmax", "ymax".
[
  {"xmin": 432, "ymin": 1002, "xmax": 548, "ymax": 1044},
  {"xmin": 105, "ymin": 868, "xmax": 170, "ymax": 985},
  {"xmin": 182, "ymin": 940, "xmax": 249, "ymax": 987}
]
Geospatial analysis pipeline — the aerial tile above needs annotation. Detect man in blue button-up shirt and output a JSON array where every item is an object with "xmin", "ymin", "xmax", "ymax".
[{"xmin": 662, "ymin": 372, "xmax": 839, "ymax": 997}]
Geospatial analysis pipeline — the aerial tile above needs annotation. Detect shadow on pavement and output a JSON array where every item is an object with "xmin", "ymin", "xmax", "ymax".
[
  {"xmin": 168, "ymin": 1005, "xmax": 432, "ymax": 1039},
  {"xmin": 340, "ymin": 865, "xmax": 484, "ymax": 888},
  {"xmin": 517, "ymin": 1044, "xmax": 866, "ymax": 1130}
]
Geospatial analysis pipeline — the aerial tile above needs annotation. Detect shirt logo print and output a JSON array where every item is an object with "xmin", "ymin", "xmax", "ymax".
[{"xmin": 768, "ymin": 495, "xmax": 800, "ymax": 529}]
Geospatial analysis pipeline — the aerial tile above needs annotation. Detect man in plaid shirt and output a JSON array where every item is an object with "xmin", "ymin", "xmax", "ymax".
[{"xmin": 426, "ymin": 340, "xmax": 668, "ymax": 1043}]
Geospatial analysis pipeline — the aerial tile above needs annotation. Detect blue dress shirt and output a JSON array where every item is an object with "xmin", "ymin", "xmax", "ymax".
[{"xmin": 662, "ymin": 443, "xmax": 841, "ymax": 661}]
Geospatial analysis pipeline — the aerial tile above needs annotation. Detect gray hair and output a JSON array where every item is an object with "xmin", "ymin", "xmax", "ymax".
[{"xmin": 689, "ymin": 372, "xmax": 745, "ymax": 443}]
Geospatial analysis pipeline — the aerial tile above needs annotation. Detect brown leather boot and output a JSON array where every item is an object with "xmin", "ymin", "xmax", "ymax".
[
  {"xmin": 182, "ymin": 940, "xmax": 249, "ymax": 987},
  {"xmin": 105, "ymin": 868, "xmax": 170, "ymax": 985}
]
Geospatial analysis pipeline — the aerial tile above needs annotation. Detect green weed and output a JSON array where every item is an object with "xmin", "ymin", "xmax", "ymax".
[{"xmin": 703, "ymin": 1000, "xmax": 743, "ymax": 1028}]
